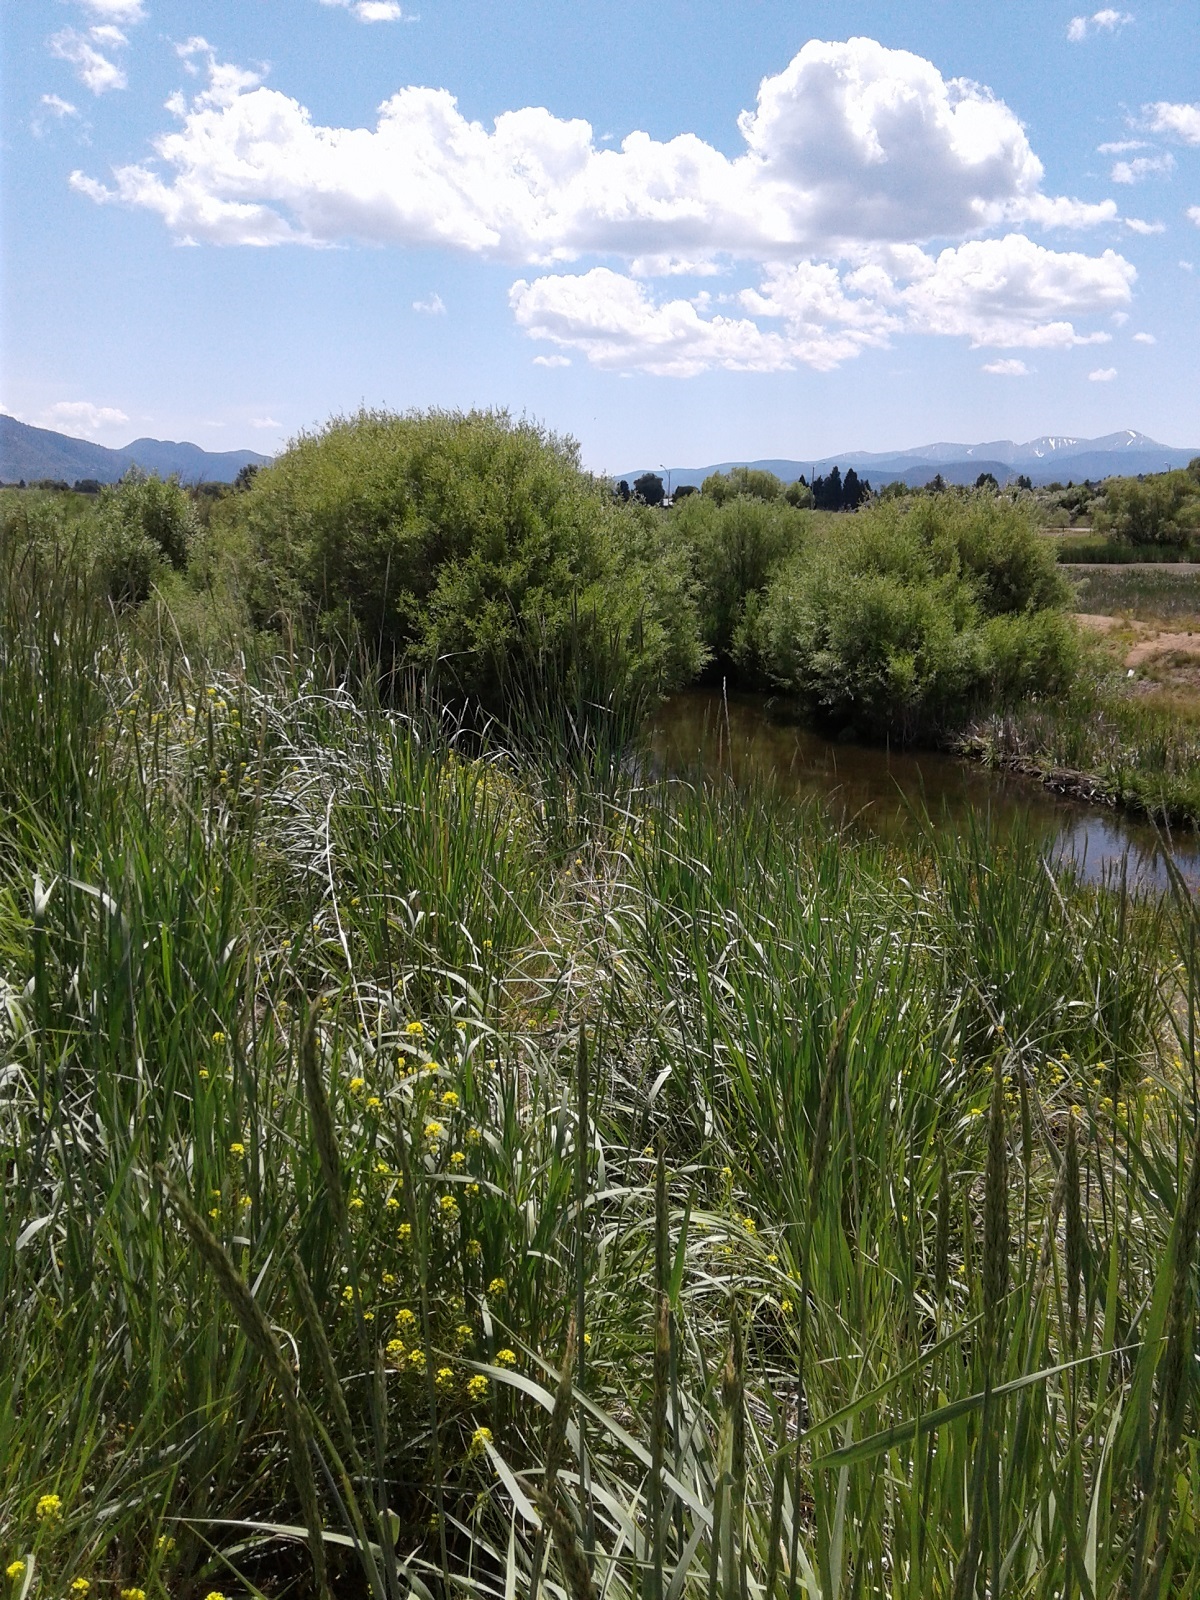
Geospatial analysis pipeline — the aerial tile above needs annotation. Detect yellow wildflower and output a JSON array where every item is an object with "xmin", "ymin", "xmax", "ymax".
[
  {"xmin": 467, "ymin": 1374, "xmax": 489, "ymax": 1401},
  {"xmin": 465, "ymin": 1182, "xmax": 480, "ymax": 1198},
  {"xmin": 405, "ymin": 1020, "xmax": 425, "ymax": 1036},
  {"xmin": 228, "ymin": 1141, "xmax": 245, "ymax": 1157},
  {"xmin": 211, "ymin": 1030, "xmax": 226, "ymax": 1044},
  {"xmin": 348, "ymin": 1077, "xmax": 366, "ymax": 1095},
  {"xmin": 396, "ymin": 1308, "xmax": 418, "ymax": 1331},
  {"xmin": 36, "ymin": 1493, "xmax": 63, "ymax": 1522},
  {"xmin": 441, "ymin": 1090, "xmax": 459, "ymax": 1109},
  {"xmin": 5, "ymin": 1564, "xmax": 25, "ymax": 1582},
  {"xmin": 469, "ymin": 1425, "xmax": 493, "ymax": 1456},
  {"xmin": 495, "ymin": 1348, "xmax": 517, "ymax": 1368},
  {"xmin": 367, "ymin": 1096, "xmax": 382, "ymax": 1110},
  {"xmin": 387, "ymin": 1339, "xmax": 406, "ymax": 1358},
  {"xmin": 398, "ymin": 1223, "xmax": 413, "ymax": 1242},
  {"xmin": 349, "ymin": 1196, "xmax": 365, "ymax": 1211},
  {"xmin": 435, "ymin": 1366, "xmax": 455, "ymax": 1393},
  {"xmin": 449, "ymin": 1151, "xmax": 466, "ymax": 1168},
  {"xmin": 70, "ymin": 1581, "xmax": 90, "ymax": 1594},
  {"xmin": 424, "ymin": 1120, "xmax": 445, "ymax": 1142},
  {"xmin": 385, "ymin": 1196, "xmax": 401, "ymax": 1211},
  {"xmin": 466, "ymin": 1238, "xmax": 483, "ymax": 1260},
  {"xmin": 408, "ymin": 1349, "xmax": 426, "ymax": 1374},
  {"xmin": 438, "ymin": 1195, "xmax": 459, "ymax": 1220}
]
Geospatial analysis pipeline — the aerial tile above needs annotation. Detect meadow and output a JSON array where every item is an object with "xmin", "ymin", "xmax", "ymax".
[
  {"xmin": 7, "ymin": 418, "xmax": 1200, "ymax": 1600},
  {"xmin": 4, "ymin": 488, "xmax": 1200, "ymax": 1599}
]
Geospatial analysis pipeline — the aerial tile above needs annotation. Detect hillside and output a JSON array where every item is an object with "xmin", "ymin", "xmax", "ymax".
[{"xmin": 0, "ymin": 414, "xmax": 272, "ymax": 485}]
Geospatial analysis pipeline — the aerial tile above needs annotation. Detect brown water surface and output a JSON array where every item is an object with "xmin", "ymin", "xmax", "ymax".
[{"xmin": 648, "ymin": 688, "xmax": 1200, "ymax": 892}]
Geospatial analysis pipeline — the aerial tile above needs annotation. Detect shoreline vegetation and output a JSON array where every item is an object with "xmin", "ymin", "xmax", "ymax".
[{"xmin": 5, "ymin": 409, "xmax": 1200, "ymax": 1597}]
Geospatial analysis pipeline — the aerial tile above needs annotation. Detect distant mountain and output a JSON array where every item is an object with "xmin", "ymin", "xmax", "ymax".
[
  {"xmin": 620, "ymin": 430, "xmax": 1199, "ymax": 492},
  {"xmin": 0, "ymin": 415, "xmax": 272, "ymax": 486}
]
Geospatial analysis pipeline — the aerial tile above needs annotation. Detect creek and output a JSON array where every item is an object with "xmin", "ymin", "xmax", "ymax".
[{"xmin": 648, "ymin": 688, "xmax": 1200, "ymax": 892}]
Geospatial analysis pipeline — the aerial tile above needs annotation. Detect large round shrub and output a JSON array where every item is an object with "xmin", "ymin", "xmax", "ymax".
[
  {"xmin": 240, "ymin": 408, "xmax": 705, "ymax": 716},
  {"xmin": 747, "ymin": 496, "xmax": 1076, "ymax": 741}
]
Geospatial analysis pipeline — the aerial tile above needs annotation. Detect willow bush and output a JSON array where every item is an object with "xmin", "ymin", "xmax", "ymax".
[{"xmin": 234, "ymin": 407, "xmax": 705, "ymax": 723}]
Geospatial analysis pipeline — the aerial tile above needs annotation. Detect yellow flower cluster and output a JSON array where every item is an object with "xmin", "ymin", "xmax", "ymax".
[
  {"xmin": 36, "ymin": 1494, "xmax": 62, "ymax": 1522},
  {"xmin": 467, "ymin": 1374, "xmax": 490, "ymax": 1401}
]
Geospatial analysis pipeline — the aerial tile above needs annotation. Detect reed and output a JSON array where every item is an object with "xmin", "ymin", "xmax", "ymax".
[{"xmin": 3, "ymin": 552, "xmax": 1199, "ymax": 1599}]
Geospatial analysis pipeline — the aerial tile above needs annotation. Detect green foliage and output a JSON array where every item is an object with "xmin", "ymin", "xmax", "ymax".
[
  {"xmin": 746, "ymin": 496, "xmax": 1075, "ymax": 740},
  {"xmin": 700, "ymin": 466, "xmax": 784, "ymax": 504},
  {"xmin": 238, "ymin": 408, "xmax": 704, "ymax": 717},
  {"xmin": 1096, "ymin": 470, "xmax": 1200, "ymax": 547},
  {"xmin": 670, "ymin": 491, "xmax": 808, "ymax": 663},
  {"xmin": 3, "ymin": 563, "xmax": 1198, "ymax": 1600}
]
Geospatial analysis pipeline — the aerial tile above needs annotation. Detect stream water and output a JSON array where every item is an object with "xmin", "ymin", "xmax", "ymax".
[{"xmin": 648, "ymin": 688, "xmax": 1200, "ymax": 893}]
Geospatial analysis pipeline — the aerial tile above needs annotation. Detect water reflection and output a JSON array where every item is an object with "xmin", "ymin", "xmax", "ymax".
[{"xmin": 647, "ymin": 689, "xmax": 1200, "ymax": 893}]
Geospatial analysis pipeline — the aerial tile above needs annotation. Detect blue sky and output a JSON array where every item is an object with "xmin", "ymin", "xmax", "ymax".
[{"xmin": 2, "ymin": 0, "xmax": 1199, "ymax": 472}]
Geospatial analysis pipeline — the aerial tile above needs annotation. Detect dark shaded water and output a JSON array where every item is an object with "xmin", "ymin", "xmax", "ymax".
[{"xmin": 648, "ymin": 689, "xmax": 1200, "ymax": 892}]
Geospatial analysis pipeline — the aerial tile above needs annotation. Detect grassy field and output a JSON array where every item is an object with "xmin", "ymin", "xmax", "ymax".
[
  {"xmin": 1070, "ymin": 566, "xmax": 1200, "ymax": 626},
  {"xmin": 4, "ymin": 534, "xmax": 1200, "ymax": 1599}
]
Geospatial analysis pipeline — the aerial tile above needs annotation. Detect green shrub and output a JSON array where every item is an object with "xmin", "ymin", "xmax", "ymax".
[
  {"xmin": 700, "ymin": 465, "xmax": 784, "ymax": 504},
  {"xmin": 671, "ymin": 491, "xmax": 808, "ymax": 663},
  {"xmin": 746, "ymin": 496, "xmax": 1075, "ymax": 740},
  {"xmin": 1095, "ymin": 471, "xmax": 1200, "ymax": 547},
  {"xmin": 238, "ymin": 408, "xmax": 704, "ymax": 719}
]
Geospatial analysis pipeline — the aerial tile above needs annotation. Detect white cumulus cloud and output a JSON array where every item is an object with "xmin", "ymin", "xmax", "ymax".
[
  {"xmin": 1132, "ymin": 331, "xmax": 1156, "ymax": 343},
  {"xmin": 40, "ymin": 400, "xmax": 130, "ymax": 436},
  {"xmin": 533, "ymin": 354, "xmax": 571, "ymax": 367},
  {"xmin": 1088, "ymin": 366, "xmax": 1118, "ymax": 381},
  {"xmin": 318, "ymin": 0, "xmax": 408, "ymax": 20},
  {"xmin": 1124, "ymin": 217, "xmax": 1165, "ymax": 234},
  {"xmin": 69, "ymin": 36, "xmax": 1117, "ymax": 260},
  {"xmin": 40, "ymin": 93, "xmax": 81, "ymax": 119},
  {"xmin": 1189, "ymin": 206, "xmax": 1200, "ymax": 226},
  {"xmin": 510, "ymin": 270, "xmax": 798, "ymax": 377},
  {"xmin": 50, "ymin": 27, "xmax": 127, "ymax": 94},
  {"xmin": 413, "ymin": 293, "xmax": 446, "ymax": 314},
  {"xmin": 982, "ymin": 358, "xmax": 1030, "ymax": 375},
  {"xmin": 510, "ymin": 237, "xmax": 1132, "ymax": 375},
  {"xmin": 1067, "ymin": 10, "xmax": 1133, "ymax": 40},
  {"xmin": 1111, "ymin": 153, "xmax": 1176, "ymax": 184},
  {"xmin": 67, "ymin": 36, "xmax": 1137, "ymax": 377},
  {"xmin": 1144, "ymin": 102, "xmax": 1200, "ymax": 145},
  {"xmin": 75, "ymin": 0, "xmax": 146, "ymax": 19},
  {"xmin": 897, "ymin": 234, "xmax": 1132, "ymax": 347}
]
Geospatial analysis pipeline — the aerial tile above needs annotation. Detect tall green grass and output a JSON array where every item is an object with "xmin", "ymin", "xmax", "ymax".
[{"xmin": 3, "ymin": 541, "xmax": 1200, "ymax": 1598}]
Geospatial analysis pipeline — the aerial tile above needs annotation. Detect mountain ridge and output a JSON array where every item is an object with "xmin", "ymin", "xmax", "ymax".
[
  {"xmin": 0, "ymin": 414, "xmax": 272, "ymax": 485},
  {"xmin": 620, "ymin": 430, "xmax": 1199, "ymax": 491}
]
